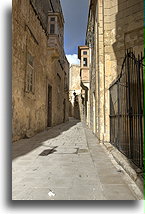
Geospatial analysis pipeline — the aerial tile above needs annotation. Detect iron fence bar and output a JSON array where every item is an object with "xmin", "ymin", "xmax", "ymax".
[
  {"xmin": 117, "ymin": 81, "xmax": 120, "ymax": 149},
  {"xmin": 137, "ymin": 54, "xmax": 144, "ymax": 168}
]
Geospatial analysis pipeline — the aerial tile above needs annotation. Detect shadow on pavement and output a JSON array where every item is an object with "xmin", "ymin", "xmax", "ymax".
[{"xmin": 12, "ymin": 118, "xmax": 80, "ymax": 160}]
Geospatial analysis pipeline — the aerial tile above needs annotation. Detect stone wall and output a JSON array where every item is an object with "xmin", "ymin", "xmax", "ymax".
[
  {"xmin": 104, "ymin": 0, "xmax": 144, "ymax": 142},
  {"xmin": 12, "ymin": 0, "xmax": 69, "ymax": 142},
  {"xmin": 86, "ymin": 0, "xmax": 144, "ymax": 142}
]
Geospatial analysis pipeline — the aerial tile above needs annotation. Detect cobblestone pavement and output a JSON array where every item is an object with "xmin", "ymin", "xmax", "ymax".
[{"xmin": 12, "ymin": 118, "xmax": 140, "ymax": 200}]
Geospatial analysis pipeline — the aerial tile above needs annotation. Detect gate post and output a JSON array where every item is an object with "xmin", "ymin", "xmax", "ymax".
[{"xmin": 137, "ymin": 54, "xmax": 144, "ymax": 169}]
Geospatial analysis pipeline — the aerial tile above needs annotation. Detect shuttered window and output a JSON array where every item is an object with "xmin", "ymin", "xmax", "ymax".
[{"xmin": 25, "ymin": 52, "xmax": 35, "ymax": 93}]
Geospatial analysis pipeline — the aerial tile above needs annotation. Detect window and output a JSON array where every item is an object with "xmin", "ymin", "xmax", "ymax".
[
  {"xmin": 83, "ymin": 58, "xmax": 88, "ymax": 67},
  {"xmin": 57, "ymin": 73, "xmax": 61, "ymax": 94},
  {"xmin": 50, "ymin": 24, "xmax": 55, "ymax": 34},
  {"xmin": 49, "ymin": 16, "xmax": 56, "ymax": 34},
  {"xmin": 83, "ymin": 51, "xmax": 87, "ymax": 55},
  {"xmin": 26, "ymin": 52, "xmax": 35, "ymax": 93},
  {"xmin": 27, "ymin": 67, "xmax": 33, "ymax": 92},
  {"xmin": 50, "ymin": 17, "xmax": 55, "ymax": 21}
]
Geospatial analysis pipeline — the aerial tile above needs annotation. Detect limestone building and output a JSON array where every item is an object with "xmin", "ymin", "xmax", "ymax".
[
  {"xmin": 12, "ymin": 0, "xmax": 69, "ymax": 142},
  {"xmin": 79, "ymin": 0, "xmax": 144, "ymax": 143},
  {"xmin": 69, "ymin": 64, "xmax": 83, "ymax": 120},
  {"xmin": 78, "ymin": 46, "xmax": 90, "ymax": 124}
]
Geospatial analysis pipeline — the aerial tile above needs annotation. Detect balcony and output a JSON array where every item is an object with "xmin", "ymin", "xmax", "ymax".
[
  {"xmin": 48, "ymin": 34, "xmax": 62, "ymax": 61},
  {"xmin": 78, "ymin": 46, "xmax": 90, "ymax": 89},
  {"xmin": 80, "ymin": 68, "xmax": 90, "ymax": 83}
]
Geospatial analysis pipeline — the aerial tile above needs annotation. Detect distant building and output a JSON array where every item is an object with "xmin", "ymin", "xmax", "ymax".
[
  {"xmin": 12, "ymin": 0, "xmax": 69, "ymax": 141},
  {"xmin": 69, "ymin": 64, "xmax": 83, "ymax": 120},
  {"xmin": 78, "ymin": 46, "xmax": 90, "ymax": 124}
]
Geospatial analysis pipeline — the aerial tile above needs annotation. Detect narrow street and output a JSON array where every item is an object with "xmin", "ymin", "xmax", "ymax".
[{"xmin": 12, "ymin": 118, "xmax": 140, "ymax": 200}]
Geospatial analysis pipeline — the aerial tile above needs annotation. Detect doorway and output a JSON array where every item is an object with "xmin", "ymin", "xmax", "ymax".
[
  {"xmin": 47, "ymin": 85, "xmax": 52, "ymax": 127},
  {"xmin": 63, "ymin": 99, "xmax": 66, "ymax": 123}
]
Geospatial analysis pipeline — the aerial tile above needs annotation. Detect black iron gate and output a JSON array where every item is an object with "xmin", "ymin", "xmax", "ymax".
[{"xmin": 109, "ymin": 50, "xmax": 144, "ymax": 170}]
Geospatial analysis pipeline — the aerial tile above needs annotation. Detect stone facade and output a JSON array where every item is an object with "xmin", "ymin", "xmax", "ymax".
[
  {"xmin": 79, "ymin": 0, "xmax": 144, "ymax": 142},
  {"xmin": 12, "ymin": 0, "xmax": 69, "ymax": 142},
  {"xmin": 78, "ymin": 46, "xmax": 90, "ymax": 124},
  {"xmin": 69, "ymin": 65, "xmax": 83, "ymax": 120}
]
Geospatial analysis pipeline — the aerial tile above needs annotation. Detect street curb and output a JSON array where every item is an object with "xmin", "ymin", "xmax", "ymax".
[{"xmin": 101, "ymin": 142, "xmax": 144, "ymax": 195}]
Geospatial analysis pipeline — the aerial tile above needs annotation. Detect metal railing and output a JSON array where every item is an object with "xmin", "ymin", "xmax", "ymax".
[{"xmin": 109, "ymin": 50, "xmax": 144, "ymax": 170}]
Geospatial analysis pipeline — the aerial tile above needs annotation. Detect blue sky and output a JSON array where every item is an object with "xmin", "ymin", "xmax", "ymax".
[{"xmin": 60, "ymin": 0, "xmax": 89, "ymax": 64}]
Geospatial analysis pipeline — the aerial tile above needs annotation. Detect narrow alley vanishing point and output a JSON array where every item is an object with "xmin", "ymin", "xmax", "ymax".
[{"xmin": 12, "ymin": 118, "xmax": 141, "ymax": 200}]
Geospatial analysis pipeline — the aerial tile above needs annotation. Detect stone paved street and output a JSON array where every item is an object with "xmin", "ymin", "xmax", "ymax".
[{"xmin": 12, "ymin": 118, "xmax": 140, "ymax": 200}]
